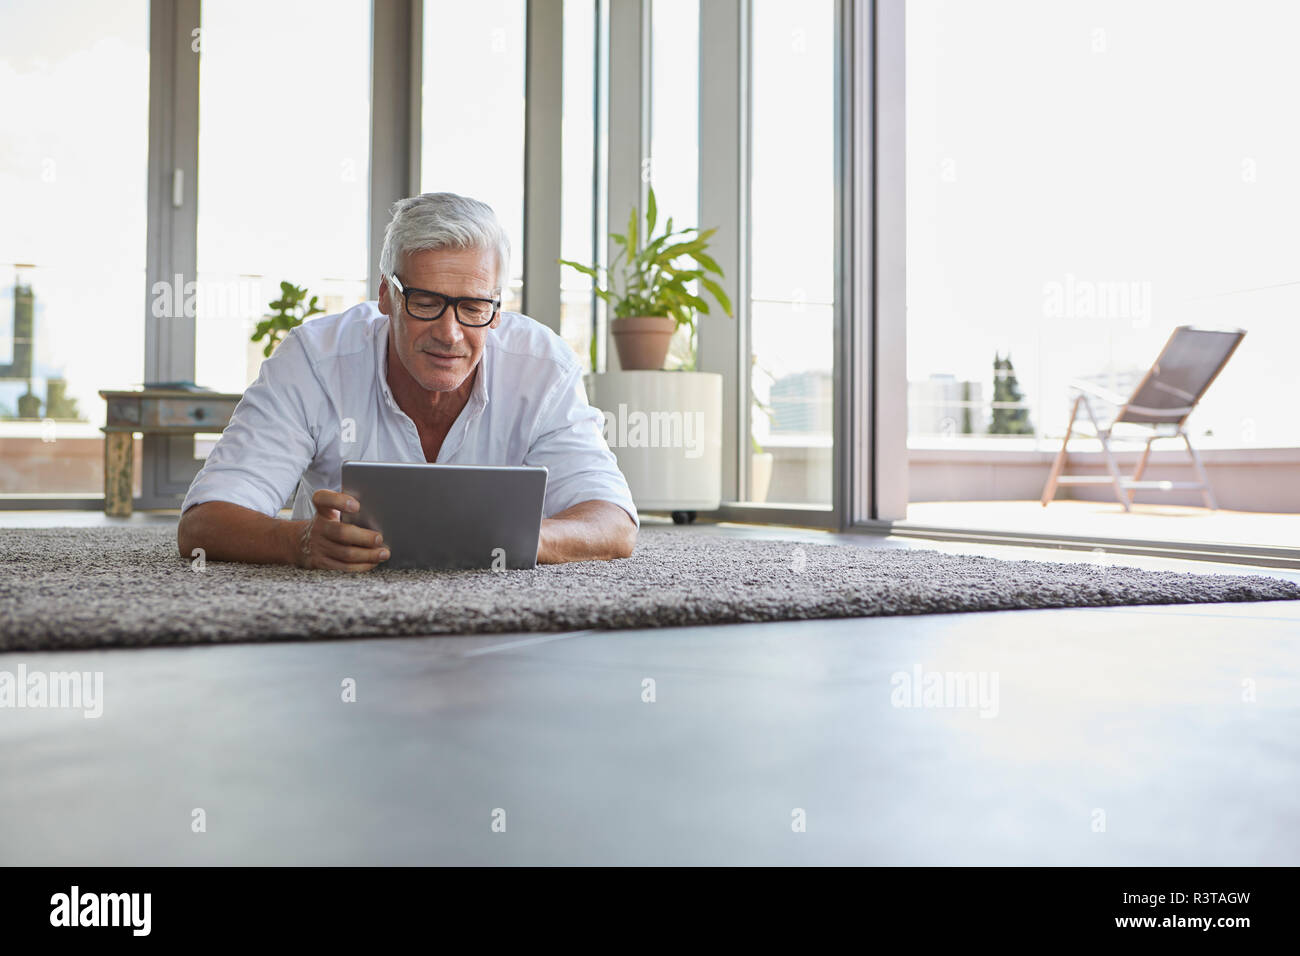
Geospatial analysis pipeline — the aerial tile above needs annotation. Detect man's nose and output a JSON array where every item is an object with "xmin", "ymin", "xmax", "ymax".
[{"xmin": 425, "ymin": 309, "xmax": 465, "ymax": 347}]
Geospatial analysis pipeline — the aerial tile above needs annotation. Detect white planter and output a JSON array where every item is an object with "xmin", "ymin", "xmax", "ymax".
[{"xmin": 585, "ymin": 370, "xmax": 722, "ymax": 512}]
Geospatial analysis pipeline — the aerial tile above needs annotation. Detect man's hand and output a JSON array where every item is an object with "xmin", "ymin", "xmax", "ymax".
[{"xmin": 291, "ymin": 489, "xmax": 391, "ymax": 572}]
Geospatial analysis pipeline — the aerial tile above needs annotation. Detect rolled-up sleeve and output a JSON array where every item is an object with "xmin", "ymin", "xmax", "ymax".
[
  {"xmin": 180, "ymin": 331, "xmax": 319, "ymax": 517},
  {"xmin": 525, "ymin": 364, "xmax": 639, "ymax": 527}
]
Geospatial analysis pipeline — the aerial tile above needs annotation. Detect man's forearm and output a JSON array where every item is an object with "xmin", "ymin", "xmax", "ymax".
[
  {"xmin": 178, "ymin": 500, "xmax": 304, "ymax": 566},
  {"xmin": 538, "ymin": 500, "xmax": 637, "ymax": 563},
  {"xmin": 181, "ymin": 498, "xmax": 634, "ymax": 566}
]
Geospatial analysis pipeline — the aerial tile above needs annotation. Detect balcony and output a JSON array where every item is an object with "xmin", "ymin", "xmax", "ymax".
[{"xmin": 904, "ymin": 438, "xmax": 1300, "ymax": 558}]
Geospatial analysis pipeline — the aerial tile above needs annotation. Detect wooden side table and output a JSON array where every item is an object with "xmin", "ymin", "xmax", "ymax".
[{"xmin": 99, "ymin": 388, "xmax": 243, "ymax": 516}]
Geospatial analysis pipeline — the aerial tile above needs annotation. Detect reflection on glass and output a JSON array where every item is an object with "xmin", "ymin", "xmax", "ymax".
[
  {"xmin": 748, "ymin": 0, "xmax": 835, "ymax": 506},
  {"xmin": 422, "ymin": 0, "xmax": 526, "ymax": 315},
  {"xmin": 0, "ymin": 0, "xmax": 148, "ymax": 494},
  {"xmin": 196, "ymin": 0, "xmax": 371, "ymax": 395}
]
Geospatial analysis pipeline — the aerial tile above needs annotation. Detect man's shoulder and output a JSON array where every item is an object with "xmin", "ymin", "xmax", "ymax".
[
  {"xmin": 287, "ymin": 300, "xmax": 384, "ymax": 366},
  {"xmin": 489, "ymin": 311, "xmax": 580, "ymax": 380}
]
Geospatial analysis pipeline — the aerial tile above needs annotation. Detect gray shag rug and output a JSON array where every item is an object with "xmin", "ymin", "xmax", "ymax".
[{"xmin": 1, "ymin": 525, "xmax": 1297, "ymax": 652}]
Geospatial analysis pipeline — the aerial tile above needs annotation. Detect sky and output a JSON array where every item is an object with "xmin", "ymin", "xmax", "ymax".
[{"xmin": 907, "ymin": 0, "xmax": 1300, "ymax": 446}]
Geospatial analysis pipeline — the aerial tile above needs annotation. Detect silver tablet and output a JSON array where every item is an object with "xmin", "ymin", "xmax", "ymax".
[{"xmin": 340, "ymin": 461, "xmax": 548, "ymax": 570}]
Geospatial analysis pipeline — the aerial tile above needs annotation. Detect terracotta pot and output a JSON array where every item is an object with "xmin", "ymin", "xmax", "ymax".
[{"xmin": 611, "ymin": 315, "xmax": 677, "ymax": 370}]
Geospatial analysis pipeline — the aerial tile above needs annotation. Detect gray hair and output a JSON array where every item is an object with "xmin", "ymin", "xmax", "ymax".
[{"xmin": 379, "ymin": 192, "xmax": 510, "ymax": 293}]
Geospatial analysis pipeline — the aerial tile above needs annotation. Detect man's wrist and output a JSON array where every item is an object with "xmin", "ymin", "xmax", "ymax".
[
  {"xmin": 536, "ymin": 518, "xmax": 553, "ymax": 564},
  {"xmin": 283, "ymin": 518, "xmax": 310, "ymax": 568}
]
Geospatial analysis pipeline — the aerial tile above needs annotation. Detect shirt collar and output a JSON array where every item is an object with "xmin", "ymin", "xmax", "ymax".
[
  {"xmin": 376, "ymin": 315, "xmax": 399, "ymax": 410},
  {"xmin": 469, "ymin": 338, "xmax": 490, "ymax": 411}
]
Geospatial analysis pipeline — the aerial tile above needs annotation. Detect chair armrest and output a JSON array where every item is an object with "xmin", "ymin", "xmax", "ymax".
[{"xmin": 1068, "ymin": 379, "xmax": 1128, "ymax": 405}]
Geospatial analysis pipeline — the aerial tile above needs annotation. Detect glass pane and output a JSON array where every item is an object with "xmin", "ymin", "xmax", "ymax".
[
  {"xmin": 421, "ymin": 0, "xmax": 526, "ymax": 314},
  {"xmin": 561, "ymin": 0, "xmax": 596, "ymax": 369},
  {"xmin": 750, "ymin": 302, "xmax": 834, "ymax": 505},
  {"xmin": 748, "ymin": 0, "xmax": 835, "ymax": 506},
  {"xmin": 650, "ymin": 0, "xmax": 700, "ymax": 369},
  {"xmin": 650, "ymin": 0, "xmax": 699, "ymax": 232},
  {"xmin": 195, "ymin": 0, "xmax": 371, "ymax": 395},
  {"xmin": 0, "ymin": 0, "xmax": 149, "ymax": 496},
  {"xmin": 906, "ymin": 0, "xmax": 1300, "ymax": 545}
]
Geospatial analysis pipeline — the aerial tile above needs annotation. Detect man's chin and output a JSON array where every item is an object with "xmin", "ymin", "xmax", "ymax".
[{"xmin": 418, "ymin": 376, "xmax": 467, "ymax": 393}]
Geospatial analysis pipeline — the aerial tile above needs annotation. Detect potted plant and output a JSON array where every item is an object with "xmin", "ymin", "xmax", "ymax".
[
  {"xmin": 250, "ymin": 281, "xmax": 326, "ymax": 358},
  {"xmin": 560, "ymin": 187, "xmax": 733, "ymax": 371}
]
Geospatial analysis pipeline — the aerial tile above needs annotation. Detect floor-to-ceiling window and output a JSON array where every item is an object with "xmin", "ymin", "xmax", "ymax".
[
  {"xmin": 2, "ymin": 0, "xmax": 858, "ymax": 524},
  {"xmin": 0, "ymin": 0, "xmax": 150, "ymax": 497}
]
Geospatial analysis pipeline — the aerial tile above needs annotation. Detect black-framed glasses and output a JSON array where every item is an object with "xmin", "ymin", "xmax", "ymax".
[{"xmin": 387, "ymin": 274, "xmax": 501, "ymax": 327}]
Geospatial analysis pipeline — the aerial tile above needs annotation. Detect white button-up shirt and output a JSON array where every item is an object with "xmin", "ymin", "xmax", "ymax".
[{"xmin": 182, "ymin": 301, "xmax": 638, "ymax": 526}]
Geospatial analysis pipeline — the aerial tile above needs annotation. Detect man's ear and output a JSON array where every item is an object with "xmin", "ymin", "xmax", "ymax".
[{"xmin": 377, "ymin": 276, "xmax": 392, "ymax": 315}]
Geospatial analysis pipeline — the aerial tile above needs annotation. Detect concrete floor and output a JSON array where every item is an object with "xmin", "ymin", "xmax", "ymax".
[{"xmin": 2, "ymin": 513, "xmax": 1298, "ymax": 865}]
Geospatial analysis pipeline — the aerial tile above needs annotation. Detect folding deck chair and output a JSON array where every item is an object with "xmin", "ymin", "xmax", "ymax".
[{"xmin": 1040, "ymin": 326, "xmax": 1245, "ymax": 512}]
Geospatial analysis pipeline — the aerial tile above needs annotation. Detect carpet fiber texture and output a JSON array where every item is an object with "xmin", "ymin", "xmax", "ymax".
[{"xmin": 2, "ymin": 525, "xmax": 1298, "ymax": 651}]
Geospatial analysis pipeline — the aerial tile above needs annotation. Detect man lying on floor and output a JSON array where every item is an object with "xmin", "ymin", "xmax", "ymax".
[{"xmin": 177, "ymin": 193, "xmax": 638, "ymax": 570}]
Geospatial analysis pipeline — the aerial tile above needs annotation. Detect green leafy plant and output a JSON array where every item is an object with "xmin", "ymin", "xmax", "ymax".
[
  {"xmin": 251, "ymin": 281, "xmax": 326, "ymax": 358},
  {"xmin": 559, "ymin": 186, "xmax": 733, "ymax": 369},
  {"xmin": 990, "ymin": 351, "xmax": 1034, "ymax": 435}
]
